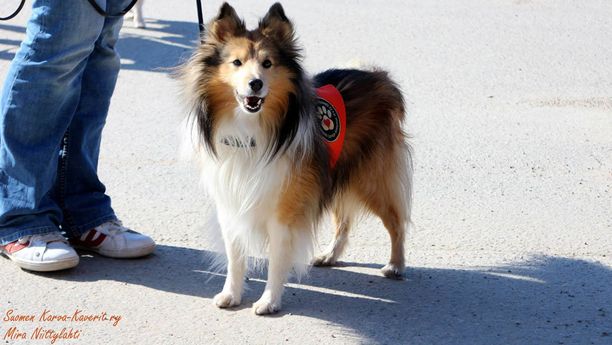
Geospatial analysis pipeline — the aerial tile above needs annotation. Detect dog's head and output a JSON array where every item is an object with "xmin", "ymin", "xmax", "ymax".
[
  {"xmin": 209, "ymin": 3, "xmax": 299, "ymax": 114},
  {"xmin": 182, "ymin": 2, "xmax": 312, "ymax": 156}
]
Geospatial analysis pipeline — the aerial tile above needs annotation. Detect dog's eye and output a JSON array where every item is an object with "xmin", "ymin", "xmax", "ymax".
[
  {"xmin": 262, "ymin": 59, "xmax": 272, "ymax": 69},
  {"xmin": 232, "ymin": 59, "xmax": 242, "ymax": 66}
]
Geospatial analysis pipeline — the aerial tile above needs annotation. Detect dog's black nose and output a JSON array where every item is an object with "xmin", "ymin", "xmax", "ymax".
[{"xmin": 249, "ymin": 79, "xmax": 263, "ymax": 92}]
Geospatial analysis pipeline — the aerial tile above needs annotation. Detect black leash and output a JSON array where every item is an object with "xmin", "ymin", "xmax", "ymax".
[
  {"xmin": 196, "ymin": 0, "xmax": 205, "ymax": 41},
  {"xmin": 86, "ymin": 0, "xmax": 139, "ymax": 18},
  {"xmin": 2, "ymin": 0, "xmax": 206, "ymax": 39},
  {"xmin": 0, "ymin": 0, "xmax": 26, "ymax": 20},
  {"xmin": 1, "ymin": 0, "xmax": 138, "ymax": 20}
]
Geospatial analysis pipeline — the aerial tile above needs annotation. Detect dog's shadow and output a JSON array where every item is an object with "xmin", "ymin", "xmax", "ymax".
[{"xmin": 39, "ymin": 244, "xmax": 612, "ymax": 344}]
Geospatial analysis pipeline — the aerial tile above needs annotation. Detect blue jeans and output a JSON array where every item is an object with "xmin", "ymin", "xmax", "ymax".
[{"xmin": 0, "ymin": 0, "xmax": 130, "ymax": 245}]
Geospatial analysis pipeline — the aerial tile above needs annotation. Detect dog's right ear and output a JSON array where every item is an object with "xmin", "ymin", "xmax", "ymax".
[
  {"xmin": 259, "ymin": 3, "xmax": 294, "ymax": 42},
  {"xmin": 209, "ymin": 2, "xmax": 246, "ymax": 42}
]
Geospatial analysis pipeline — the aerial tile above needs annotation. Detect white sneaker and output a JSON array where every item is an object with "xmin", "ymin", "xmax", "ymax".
[
  {"xmin": 0, "ymin": 232, "xmax": 79, "ymax": 272},
  {"xmin": 71, "ymin": 220, "xmax": 155, "ymax": 258}
]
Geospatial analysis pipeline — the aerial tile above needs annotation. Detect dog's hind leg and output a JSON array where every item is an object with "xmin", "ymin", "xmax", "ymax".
[
  {"xmin": 359, "ymin": 189, "xmax": 407, "ymax": 279},
  {"xmin": 312, "ymin": 212, "xmax": 351, "ymax": 266},
  {"xmin": 312, "ymin": 192, "xmax": 359, "ymax": 266},
  {"xmin": 359, "ymin": 143, "xmax": 412, "ymax": 279},
  {"xmin": 376, "ymin": 204, "xmax": 407, "ymax": 280}
]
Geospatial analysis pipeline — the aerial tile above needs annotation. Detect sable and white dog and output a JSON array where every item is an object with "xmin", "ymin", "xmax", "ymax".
[{"xmin": 179, "ymin": 3, "xmax": 413, "ymax": 315}]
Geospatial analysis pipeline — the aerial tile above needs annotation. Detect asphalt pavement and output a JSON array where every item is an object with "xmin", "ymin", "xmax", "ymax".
[{"xmin": 0, "ymin": 1, "xmax": 610, "ymax": 344}]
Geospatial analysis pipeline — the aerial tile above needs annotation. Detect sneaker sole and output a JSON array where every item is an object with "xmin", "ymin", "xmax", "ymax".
[
  {"xmin": 3, "ymin": 254, "xmax": 79, "ymax": 272},
  {"xmin": 74, "ymin": 244, "xmax": 156, "ymax": 259}
]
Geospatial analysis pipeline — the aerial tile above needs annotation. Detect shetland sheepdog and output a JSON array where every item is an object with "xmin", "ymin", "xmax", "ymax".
[{"xmin": 179, "ymin": 2, "xmax": 413, "ymax": 315}]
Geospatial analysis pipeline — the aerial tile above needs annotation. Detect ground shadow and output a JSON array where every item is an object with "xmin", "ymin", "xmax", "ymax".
[
  {"xmin": 0, "ymin": 23, "xmax": 25, "ymax": 61},
  {"xmin": 40, "ymin": 244, "xmax": 612, "ymax": 344},
  {"xmin": 0, "ymin": 23, "xmax": 25, "ymax": 34},
  {"xmin": 0, "ymin": 20, "xmax": 199, "ymax": 71},
  {"xmin": 116, "ymin": 18, "xmax": 199, "ymax": 72}
]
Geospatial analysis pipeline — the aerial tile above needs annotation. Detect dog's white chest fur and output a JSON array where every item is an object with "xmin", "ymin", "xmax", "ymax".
[{"xmin": 198, "ymin": 108, "xmax": 291, "ymax": 253}]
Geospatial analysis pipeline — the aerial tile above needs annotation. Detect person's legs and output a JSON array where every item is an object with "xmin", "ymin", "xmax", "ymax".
[
  {"xmin": 56, "ymin": 3, "xmax": 127, "ymax": 239},
  {"xmin": 57, "ymin": 1, "xmax": 155, "ymax": 259},
  {"xmin": 0, "ymin": 0, "xmax": 106, "ymax": 245}
]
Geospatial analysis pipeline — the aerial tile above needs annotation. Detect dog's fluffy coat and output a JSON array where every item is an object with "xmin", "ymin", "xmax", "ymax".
[{"xmin": 179, "ymin": 2, "xmax": 413, "ymax": 315}]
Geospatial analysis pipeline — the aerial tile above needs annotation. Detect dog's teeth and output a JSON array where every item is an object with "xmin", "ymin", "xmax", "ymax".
[{"xmin": 241, "ymin": 96, "xmax": 264, "ymax": 112}]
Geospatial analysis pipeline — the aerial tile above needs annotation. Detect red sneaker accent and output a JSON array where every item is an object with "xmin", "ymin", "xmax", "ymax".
[
  {"xmin": 71, "ymin": 231, "xmax": 107, "ymax": 248},
  {"xmin": 84, "ymin": 230, "xmax": 96, "ymax": 243},
  {"xmin": 88, "ymin": 232, "xmax": 107, "ymax": 247},
  {"xmin": 2, "ymin": 241, "xmax": 30, "ymax": 254}
]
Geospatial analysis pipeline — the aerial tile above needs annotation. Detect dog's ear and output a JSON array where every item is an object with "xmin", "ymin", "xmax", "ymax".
[
  {"xmin": 209, "ymin": 2, "xmax": 246, "ymax": 42},
  {"xmin": 259, "ymin": 3, "xmax": 294, "ymax": 42}
]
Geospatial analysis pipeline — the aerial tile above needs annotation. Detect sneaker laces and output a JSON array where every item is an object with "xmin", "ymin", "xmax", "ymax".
[
  {"xmin": 18, "ymin": 232, "xmax": 66, "ymax": 245},
  {"xmin": 94, "ymin": 220, "xmax": 129, "ymax": 237}
]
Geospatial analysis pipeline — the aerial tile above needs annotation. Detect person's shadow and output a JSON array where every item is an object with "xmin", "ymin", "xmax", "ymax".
[{"xmin": 38, "ymin": 244, "xmax": 612, "ymax": 344}]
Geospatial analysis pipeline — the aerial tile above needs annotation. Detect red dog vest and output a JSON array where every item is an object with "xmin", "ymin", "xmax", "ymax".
[{"xmin": 315, "ymin": 85, "xmax": 346, "ymax": 168}]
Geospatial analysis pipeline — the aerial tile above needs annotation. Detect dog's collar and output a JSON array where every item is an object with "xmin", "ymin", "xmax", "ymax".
[{"xmin": 220, "ymin": 137, "xmax": 256, "ymax": 148}]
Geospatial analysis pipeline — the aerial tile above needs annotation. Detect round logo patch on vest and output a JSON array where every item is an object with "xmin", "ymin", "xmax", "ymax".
[{"xmin": 316, "ymin": 98, "xmax": 340, "ymax": 142}]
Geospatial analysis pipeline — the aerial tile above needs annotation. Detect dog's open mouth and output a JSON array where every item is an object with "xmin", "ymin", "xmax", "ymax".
[{"xmin": 242, "ymin": 96, "xmax": 265, "ymax": 113}]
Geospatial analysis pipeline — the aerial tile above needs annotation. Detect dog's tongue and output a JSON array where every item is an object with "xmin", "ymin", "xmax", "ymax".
[{"xmin": 246, "ymin": 96, "xmax": 260, "ymax": 108}]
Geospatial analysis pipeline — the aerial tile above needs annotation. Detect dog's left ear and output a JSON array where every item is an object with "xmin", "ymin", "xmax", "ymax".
[{"xmin": 259, "ymin": 3, "xmax": 294, "ymax": 41}]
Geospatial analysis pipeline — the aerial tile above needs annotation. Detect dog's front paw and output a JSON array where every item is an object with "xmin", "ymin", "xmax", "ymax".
[
  {"xmin": 213, "ymin": 291, "xmax": 241, "ymax": 308},
  {"xmin": 252, "ymin": 296, "xmax": 281, "ymax": 315},
  {"xmin": 312, "ymin": 253, "xmax": 337, "ymax": 266},
  {"xmin": 381, "ymin": 263, "xmax": 405, "ymax": 280}
]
